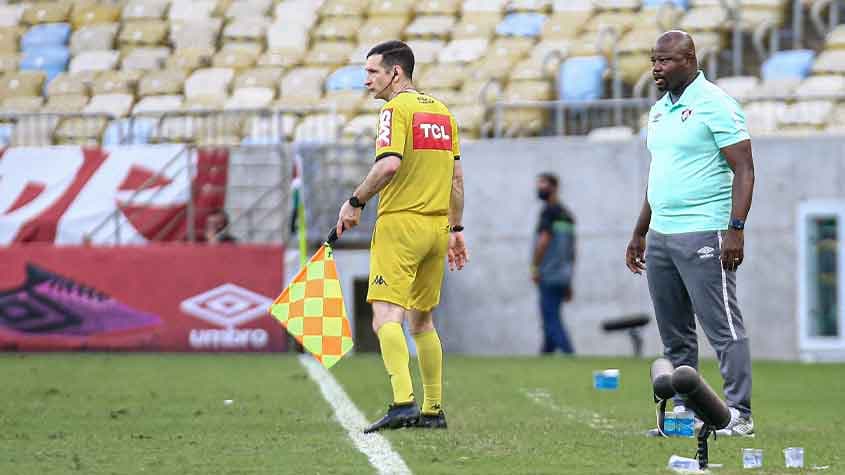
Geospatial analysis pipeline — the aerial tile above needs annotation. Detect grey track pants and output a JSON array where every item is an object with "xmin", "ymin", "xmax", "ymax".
[{"xmin": 646, "ymin": 229, "xmax": 752, "ymax": 417}]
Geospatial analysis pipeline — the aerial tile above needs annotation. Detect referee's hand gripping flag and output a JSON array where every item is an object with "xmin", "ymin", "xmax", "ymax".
[{"xmin": 269, "ymin": 228, "xmax": 353, "ymax": 369}]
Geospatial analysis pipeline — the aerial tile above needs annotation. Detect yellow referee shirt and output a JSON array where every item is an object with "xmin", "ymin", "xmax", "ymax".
[{"xmin": 375, "ymin": 91, "xmax": 460, "ymax": 217}]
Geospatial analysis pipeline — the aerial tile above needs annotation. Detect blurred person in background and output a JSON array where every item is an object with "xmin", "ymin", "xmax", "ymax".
[
  {"xmin": 204, "ymin": 209, "xmax": 237, "ymax": 244},
  {"xmin": 532, "ymin": 172, "xmax": 576, "ymax": 355}
]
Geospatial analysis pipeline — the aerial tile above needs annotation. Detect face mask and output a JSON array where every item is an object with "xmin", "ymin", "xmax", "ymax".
[{"xmin": 537, "ymin": 190, "xmax": 551, "ymax": 201}]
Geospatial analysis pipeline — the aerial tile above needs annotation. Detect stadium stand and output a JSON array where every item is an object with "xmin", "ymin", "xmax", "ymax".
[{"xmin": 0, "ymin": 0, "xmax": 839, "ymax": 144}]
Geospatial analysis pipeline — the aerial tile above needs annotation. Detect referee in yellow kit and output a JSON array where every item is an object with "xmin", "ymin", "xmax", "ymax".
[{"xmin": 335, "ymin": 40, "xmax": 469, "ymax": 433}]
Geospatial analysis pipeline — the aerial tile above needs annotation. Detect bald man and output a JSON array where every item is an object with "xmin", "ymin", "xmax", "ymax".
[{"xmin": 625, "ymin": 31, "xmax": 756, "ymax": 437}]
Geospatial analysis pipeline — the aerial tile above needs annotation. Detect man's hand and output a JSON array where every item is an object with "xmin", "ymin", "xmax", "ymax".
[
  {"xmin": 447, "ymin": 231, "xmax": 469, "ymax": 271},
  {"xmin": 626, "ymin": 234, "xmax": 647, "ymax": 274},
  {"xmin": 336, "ymin": 200, "xmax": 361, "ymax": 238},
  {"xmin": 721, "ymin": 228, "xmax": 744, "ymax": 272}
]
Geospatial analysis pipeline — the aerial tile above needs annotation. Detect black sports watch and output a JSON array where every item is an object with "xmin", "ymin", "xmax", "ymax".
[
  {"xmin": 349, "ymin": 196, "xmax": 365, "ymax": 209},
  {"xmin": 729, "ymin": 218, "xmax": 745, "ymax": 231},
  {"xmin": 450, "ymin": 225, "xmax": 464, "ymax": 233}
]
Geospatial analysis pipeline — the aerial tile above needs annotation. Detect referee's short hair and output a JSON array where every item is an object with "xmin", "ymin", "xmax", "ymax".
[
  {"xmin": 367, "ymin": 40, "xmax": 415, "ymax": 79},
  {"xmin": 538, "ymin": 172, "xmax": 559, "ymax": 189}
]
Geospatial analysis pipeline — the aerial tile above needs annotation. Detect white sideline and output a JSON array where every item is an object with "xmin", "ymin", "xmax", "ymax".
[{"xmin": 298, "ymin": 354, "xmax": 412, "ymax": 475}]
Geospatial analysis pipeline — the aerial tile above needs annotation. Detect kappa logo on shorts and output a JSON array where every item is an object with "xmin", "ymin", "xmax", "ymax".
[
  {"xmin": 377, "ymin": 108, "xmax": 393, "ymax": 147},
  {"xmin": 697, "ymin": 246, "xmax": 715, "ymax": 259},
  {"xmin": 371, "ymin": 275, "xmax": 388, "ymax": 287}
]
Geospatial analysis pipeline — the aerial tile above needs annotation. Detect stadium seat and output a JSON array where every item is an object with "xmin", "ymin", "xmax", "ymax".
[
  {"xmin": 342, "ymin": 113, "xmax": 376, "ymax": 141},
  {"xmin": 415, "ymin": 0, "xmax": 460, "ymax": 15},
  {"xmin": 70, "ymin": 4, "xmax": 121, "ymax": 29},
  {"xmin": 138, "ymin": 70, "xmax": 186, "ymax": 97},
  {"xmin": 213, "ymin": 49, "xmax": 259, "ymax": 71},
  {"xmin": 85, "ymin": 93, "xmax": 135, "ymax": 117},
  {"xmin": 319, "ymin": 0, "xmax": 369, "ymax": 17},
  {"xmin": 417, "ymin": 63, "xmax": 466, "ymax": 89},
  {"xmin": 326, "ymin": 65, "xmax": 366, "ymax": 91},
  {"xmin": 69, "ymin": 50, "xmax": 119, "ymax": 73},
  {"xmin": 469, "ymin": 37, "xmax": 535, "ymax": 81},
  {"xmin": 306, "ymin": 42, "xmax": 356, "ymax": 67},
  {"xmin": 132, "ymin": 94, "xmax": 184, "ymax": 114},
  {"xmin": 510, "ymin": 39, "xmax": 570, "ymax": 80},
  {"xmin": 594, "ymin": 0, "xmax": 642, "ymax": 9},
  {"xmin": 426, "ymin": 87, "xmax": 471, "ymax": 105},
  {"xmin": 778, "ymin": 100, "xmax": 834, "ymax": 128},
  {"xmin": 507, "ymin": 0, "xmax": 553, "ymax": 12},
  {"xmin": 715, "ymin": 76, "xmax": 759, "ymax": 102},
  {"xmin": 0, "ymin": 27, "xmax": 21, "ymax": 53},
  {"xmin": 222, "ymin": 41, "xmax": 265, "ymax": 56},
  {"xmin": 103, "ymin": 117, "xmax": 156, "ymax": 145},
  {"xmin": 169, "ymin": 0, "xmax": 218, "ymax": 20},
  {"xmin": 22, "ymin": 3, "xmax": 70, "ymax": 25},
  {"xmin": 293, "ymin": 113, "xmax": 346, "ymax": 143},
  {"xmin": 235, "ymin": 67, "xmax": 285, "ymax": 89},
  {"xmin": 366, "ymin": 0, "xmax": 415, "ymax": 18},
  {"xmin": 21, "ymin": 23, "xmax": 71, "ymax": 50},
  {"xmin": 587, "ymin": 125, "xmax": 635, "ymax": 141},
  {"xmin": 0, "ymin": 96, "xmax": 44, "ymax": 113},
  {"xmin": 450, "ymin": 104, "xmax": 486, "ymax": 138},
  {"xmin": 747, "ymin": 77, "xmax": 800, "ymax": 99},
  {"xmin": 584, "ymin": 11, "xmax": 637, "ymax": 35},
  {"xmin": 274, "ymin": 0, "xmax": 320, "ymax": 28},
  {"xmin": 225, "ymin": 0, "xmax": 273, "ymax": 18},
  {"xmin": 680, "ymin": 7, "xmax": 726, "ymax": 32},
  {"xmin": 761, "ymin": 49, "xmax": 815, "ymax": 80},
  {"xmin": 825, "ymin": 103, "xmax": 845, "ymax": 133},
  {"xmin": 542, "ymin": 12, "xmax": 593, "ymax": 39},
  {"xmin": 0, "ymin": 5, "xmax": 26, "ymax": 28},
  {"xmin": 223, "ymin": 17, "xmax": 269, "ymax": 43},
  {"xmin": 119, "ymin": 20, "xmax": 168, "ymax": 47},
  {"xmin": 742, "ymin": 100, "xmax": 785, "ymax": 135},
  {"xmin": 165, "ymin": 48, "xmax": 215, "ymax": 73},
  {"xmin": 267, "ymin": 23, "xmax": 309, "ymax": 55},
  {"xmin": 43, "ymin": 94, "xmax": 90, "ymax": 113},
  {"xmin": 559, "ymin": 55, "xmax": 607, "ymax": 100},
  {"xmin": 242, "ymin": 113, "xmax": 298, "ymax": 143},
  {"xmin": 358, "ymin": 16, "xmax": 409, "ymax": 45},
  {"xmin": 405, "ymin": 40, "xmax": 446, "ymax": 64},
  {"xmin": 226, "ymin": 86, "xmax": 276, "ymax": 109},
  {"xmin": 796, "ymin": 74, "xmax": 845, "ymax": 98},
  {"xmin": 321, "ymin": 90, "xmax": 366, "ymax": 115},
  {"xmin": 0, "ymin": 54, "xmax": 19, "ymax": 73},
  {"xmin": 186, "ymin": 68, "xmax": 235, "ymax": 100},
  {"xmin": 462, "ymin": 0, "xmax": 508, "ymax": 13},
  {"xmin": 826, "ymin": 24, "xmax": 845, "ymax": 49},
  {"xmin": 122, "ymin": 47, "xmax": 170, "ymax": 70},
  {"xmin": 496, "ymin": 13, "xmax": 546, "ymax": 37},
  {"xmin": 70, "ymin": 24, "xmax": 119, "ymax": 54},
  {"xmin": 404, "ymin": 15, "xmax": 456, "ymax": 39},
  {"xmin": 617, "ymin": 54, "xmax": 652, "ymax": 84},
  {"xmin": 55, "ymin": 116, "xmax": 109, "ymax": 145},
  {"xmin": 278, "ymin": 67, "xmax": 330, "ymax": 107},
  {"xmin": 92, "ymin": 70, "xmax": 142, "ymax": 95},
  {"xmin": 314, "ymin": 17, "xmax": 363, "ymax": 42},
  {"xmin": 618, "ymin": 29, "xmax": 660, "ymax": 54},
  {"xmin": 46, "ymin": 72, "xmax": 92, "ymax": 96},
  {"xmin": 10, "ymin": 116, "xmax": 58, "ymax": 146},
  {"xmin": 170, "ymin": 19, "xmax": 223, "ymax": 50},
  {"xmin": 0, "ymin": 71, "xmax": 46, "ymax": 98},
  {"xmin": 642, "ymin": 0, "xmax": 688, "ymax": 8},
  {"xmin": 452, "ymin": 14, "xmax": 502, "ymax": 39},
  {"xmin": 122, "ymin": 0, "xmax": 169, "ymax": 20},
  {"xmin": 438, "ymin": 38, "xmax": 489, "ymax": 63},
  {"xmin": 20, "ymin": 46, "xmax": 69, "ymax": 81},
  {"xmin": 0, "ymin": 123, "xmax": 12, "ymax": 144},
  {"xmin": 812, "ymin": 50, "xmax": 845, "ymax": 75}
]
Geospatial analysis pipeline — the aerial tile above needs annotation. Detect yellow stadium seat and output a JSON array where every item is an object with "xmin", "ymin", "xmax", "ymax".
[
  {"xmin": 242, "ymin": 113, "xmax": 298, "ymax": 141},
  {"xmin": 449, "ymin": 104, "xmax": 486, "ymax": 138},
  {"xmin": 0, "ymin": 54, "xmax": 19, "ymax": 73},
  {"xmin": 46, "ymin": 72, "xmax": 92, "ymax": 96},
  {"xmin": 85, "ymin": 93, "xmax": 135, "ymax": 117},
  {"xmin": 404, "ymin": 40, "xmax": 446, "ymax": 64},
  {"xmin": 358, "ymin": 16, "xmax": 409, "ymax": 45},
  {"xmin": 92, "ymin": 70, "xmax": 142, "ymax": 94},
  {"xmin": 22, "ymin": 3, "xmax": 70, "ymax": 25},
  {"xmin": 70, "ymin": 50, "xmax": 120, "ymax": 73},
  {"xmin": 314, "ymin": 17, "xmax": 363, "ymax": 42},
  {"xmin": 186, "ymin": 68, "xmax": 236, "ymax": 100},
  {"xmin": 258, "ymin": 49, "xmax": 304, "ymax": 68},
  {"xmin": 638, "ymin": 3, "xmax": 684, "ymax": 30},
  {"xmin": 778, "ymin": 100, "xmax": 835, "ymax": 128},
  {"xmin": 0, "ymin": 5, "xmax": 26, "ymax": 28},
  {"xmin": 796, "ymin": 75, "xmax": 845, "ymax": 98},
  {"xmin": 342, "ymin": 113, "xmax": 376, "ymax": 141},
  {"xmin": 826, "ymin": 25, "xmax": 845, "ymax": 49},
  {"xmin": 438, "ymin": 38, "xmax": 489, "ymax": 63},
  {"xmin": 680, "ymin": 8, "xmax": 727, "ymax": 32},
  {"xmin": 825, "ymin": 103, "xmax": 845, "ymax": 133},
  {"xmin": 510, "ymin": 39, "xmax": 570, "ymax": 80},
  {"xmin": 170, "ymin": 0, "xmax": 218, "ymax": 20},
  {"xmin": 417, "ymin": 63, "xmax": 466, "ymax": 89},
  {"xmin": 70, "ymin": 24, "xmax": 119, "ymax": 54},
  {"xmin": 223, "ymin": 17, "xmax": 269, "ymax": 42},
  {"xmin": 222, "ymin": 42, "xmax": 265, "ymax": 56},
  {"xmin": 0, "ymin": 71, "xmax": 45, "ymax": 99},
  {"xmin": 366, "ymin": 0, "xmax": 414, "ymax": 18},
  {"xmin": 507, "ymin": 0, "xmax": 552, "ymax": 13},
  {"xmin": 404, "ymin": 15, "xmax": 456, "ymax": 40},
  {"xmin": 70, "ymin": 4, "xmax": 120, "ymax": 28},
  {"xmin": 274, "ymin": 1, "xmax": 320, "ymax": 29},
  {"xmin": 278, "ymin": 67, "xmax": 331, "ymax": 106},
  {"xmin": 212, "ymin": 49, "xmax": 259, "ymax": 71},
  {"xmin": 0, "ymin": 27, "xmax": 21, "ymax": 54},
  {"xmin": 293, "ymin": 113, "xmax": 346, "ymax": 142},
  {"xmin": 226, "ymin": 86, "xmax": 276, "ymax": 109},
  {"xmin": 469, "ymin": 38, "xmax": 535, "ymax": 81},
  {"xmin": 11, "ymin": 116, "xmax": 58, "ymax": 146},
  {"xmin": 618, "ymin": 29, "xmax": 660, "ymax": 54},
  {"xmin": 715, "ymin": 76, "xmax": 760, "ymax": 102},
  {"xmin": 348, "ymin": 43, "xmax": 373, "ymax": 64},
  {"xmin": 551, "ymin": 0, "xmax": 594, "ymax": 12},
  {"xmin": 132, "ymin": 94, "xmax": 183, "ymax": 114},
  {"xmin": 593, "ymin": 0, "xmax": 640, "ymax": 10},
  {"xmin": 812, "ymin": 50, "xmax": 845, "ymax": 75},
  {"xmin": 584, "ymin": 11, "xmax": 637, "ymax": 34},
  {"xmin": 306, "ymin": 41, "xmax": 356, "ymax": 67},
  {"xmin": 119, "ymin": 20, "xmax": 168, "ymax": 46},
  {"xmin": 122, "ymin": 0, "xmax": 168, "ymax": 20},
  {"xmin": 617, "ymin": 53, "xmax": 651, "ymax": 84},
  {"xmin": 121, "ymin": 47, "xmax": 170, "ymax": 70},
  {"xmin": 138, "ymin": 70, "xmax": 186, "ymax": 97},
  {"xmin": 170, "ymin": 19, "xmax": 223, "ymax": 50},
  {"xmin": 321, "ymin": 90, "xmax": 366, "ymax": 115},
  {"xmin": 415, "ymin": 0, "xmax": 460, "ymax": 15},
  {"xmin": 425, "ymin": 88, "xmax": 472, "ymax": 106},
  {"xmin": 43, "ymin": 94, "xmax": 89, "ymax": 113},
  {"xmin": 165, "ymin": 48, "xmax": 215, "ymax": 74},
  {"xmin": 742, "ymin": 100, "xmax": 785, "ymax": 135},
  {"xmin": 235, "ymin": 67, "xmax": 285, "ymax": 89},
  {"xmin": 225, "ymin": 0, "xmax": 272, "ymax": 18},
  {"xmin": 587, "ymin": 125, "xmax": 635, "ymax": 141},
  {"xmin": 542, "ymin": 11, "xmax": 594, "ymax": 39},
  {"xmin": 452, "ymin": 13, "xmax": 501, "ymax": 39},
  {"xmin": 319, "ymin": 0, "xmax": 368, "ymax": 17},
  {"xmin": 0, "ymin": 96, "xmax": 44, "ymax": 114},
  {"xmin": 462, "ymin": 0, "xmax": 508, "ymax": 13}
]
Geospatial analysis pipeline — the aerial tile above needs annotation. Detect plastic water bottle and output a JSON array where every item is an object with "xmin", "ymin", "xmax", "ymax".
[
  {"xmin": 592, "ymin": 369, "xmax": 620, "ymax": 390},
  {"xmin": 663, "ymin": 406, "xmax": 694, "ymax": 437}
]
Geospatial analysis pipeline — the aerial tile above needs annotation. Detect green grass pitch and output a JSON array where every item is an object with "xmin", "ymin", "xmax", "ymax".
[{"xmin": 1, "ymin": 354, "xmax": 843, "ymax": 474}]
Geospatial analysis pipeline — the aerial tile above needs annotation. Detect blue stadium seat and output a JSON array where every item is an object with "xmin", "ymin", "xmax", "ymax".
[
  {"xmin": 241, "ymin": 135, "xmax": 283, "ymax": 145},
  {"xmin": 495, "ymin": 13, "xmax": 546, "ymax": 38},
  {"xmin": 103, "ymin": 118, "xmax": 155, "ymax": 145},
  {"xmin": 643, "ymin": 0, "xmax": 688, "ymax": 9},
  {"xmin": 20, "ymin": 47, "xmax": 69, "ymax": 82},
  {"xmin": 21, "ymin": 23, "xmax": 71, "ymax": 50},
  {"xmin": 559, "ymin": 56, "xmax": 607, "ymax": 101},
  {"xmin": 761, "ymin": 49, "xmax": 816, "ymax": 81},
  {"xmin": 0, "ymin": 124, "xmax": 13, "ymax": 145},
  {"xmin": 325, "ymin": 65, "xmax": 366, "ymax": 91}
]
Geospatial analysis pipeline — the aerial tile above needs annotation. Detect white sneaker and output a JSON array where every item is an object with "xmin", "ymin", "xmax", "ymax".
[{"xmin": 716, "ymin": 407, "xmax": 755, "ymax": 437}]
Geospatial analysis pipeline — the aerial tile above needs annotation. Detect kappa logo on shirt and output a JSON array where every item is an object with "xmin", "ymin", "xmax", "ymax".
[
  {"xmin": 377, "ymin": 108, "xmax": 393, "ymax": 147},
  {"xmin": 681, "ymin": 108, "xmax": 694, "ymax": 122}
]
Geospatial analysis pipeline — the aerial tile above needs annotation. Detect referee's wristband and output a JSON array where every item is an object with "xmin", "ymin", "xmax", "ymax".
[{"xmin": 450, "ymin": 225, "xmax": 464, "ymax": 233}]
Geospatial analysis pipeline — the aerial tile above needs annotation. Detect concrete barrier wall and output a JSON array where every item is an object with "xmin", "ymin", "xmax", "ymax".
[{"xmin": 431, "ymin": 136, "xmax": 845, "ymax": 360}]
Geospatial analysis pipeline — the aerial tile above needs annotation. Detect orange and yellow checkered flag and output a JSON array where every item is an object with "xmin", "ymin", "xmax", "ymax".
[{"xmin": 270, "ymin": 234, "xmax": 353, "ymax": 369}]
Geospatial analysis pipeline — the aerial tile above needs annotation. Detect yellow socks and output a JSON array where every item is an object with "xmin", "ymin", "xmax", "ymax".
[
  {"xmin": 413, "ymin": 329, "xmax": 443, "ymax": 415},
  {"xmin": 377, "ymin": 322, "xmax": 414, "ymax": 405}
]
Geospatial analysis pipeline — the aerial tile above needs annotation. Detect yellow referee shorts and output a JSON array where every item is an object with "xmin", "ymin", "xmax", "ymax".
[{"xmin": 367, "ymin": 212, "xmax": 450, "ymax": 311}]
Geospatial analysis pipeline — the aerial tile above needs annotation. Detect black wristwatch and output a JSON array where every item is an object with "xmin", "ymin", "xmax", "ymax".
[
  {"xmin": 450, "ymin": 225, "xmax": 464, "ymax": 233},
  {"xmin": 729, "ymin": 218, "xmax": 745, "ymax": 231},
  {"xmin": 349, "ymin": 196, "xmax": 365, "ymax": 209}
]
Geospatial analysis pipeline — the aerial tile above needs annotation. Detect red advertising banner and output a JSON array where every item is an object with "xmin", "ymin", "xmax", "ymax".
[{"xmin": 0, "ymin": 244, "xmax": 287, "ymax": 352}]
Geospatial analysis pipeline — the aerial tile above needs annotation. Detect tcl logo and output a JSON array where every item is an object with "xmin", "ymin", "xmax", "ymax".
[
  {"xmin": 377, "ymin": 108, "xmax": 393, "ymax": 147},
  {"xmin": 413, "ymin": 112, "xmax": 452, "ymax": 151}
]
